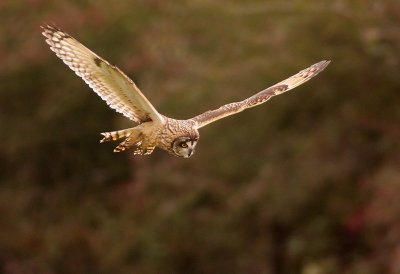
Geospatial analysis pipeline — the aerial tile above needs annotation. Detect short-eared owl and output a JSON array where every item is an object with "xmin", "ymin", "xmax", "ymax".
[{"xmin": 42, "ymin": 25, "xmax": 330, "ymax": 158}]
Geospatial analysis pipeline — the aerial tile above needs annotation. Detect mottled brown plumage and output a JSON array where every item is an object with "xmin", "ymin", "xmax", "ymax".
[{"xmin": 42, "ymin": 25, "xmax": 330, "ymax": 158}]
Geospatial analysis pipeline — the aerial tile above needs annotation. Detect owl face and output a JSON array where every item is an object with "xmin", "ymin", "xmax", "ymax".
[{"xmin": 171, "ymin": 136, "xmax": 198, "ymax": 158}]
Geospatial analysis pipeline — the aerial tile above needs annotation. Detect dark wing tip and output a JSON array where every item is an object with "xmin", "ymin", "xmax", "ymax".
[
  {"xmin": 41, "ymin": 24, "xmax": 58, "ymax": 39},
  {"xmin": 40, "ymin": 23, "xmax": 61, "ymax": 34},
  {"xmin": 41, "ymin": 24, "xmax": 73, "ymax": 47}
]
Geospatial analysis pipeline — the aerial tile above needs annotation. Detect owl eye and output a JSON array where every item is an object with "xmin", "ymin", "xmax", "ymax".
[{"xmin": 180, "ymin": 143, "xmax": 188, "ymax": 148}]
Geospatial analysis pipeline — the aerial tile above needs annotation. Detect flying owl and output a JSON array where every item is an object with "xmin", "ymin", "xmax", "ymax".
[{"xmin": 42, "ymin": 25, "xmax": 330, "ymax": 158}]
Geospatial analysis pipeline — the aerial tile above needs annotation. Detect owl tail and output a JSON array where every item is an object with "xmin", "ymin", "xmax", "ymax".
[
  {"xmin": 100, "ymin": 128, "xmax": 143, "ymax": 153},
  {"xmin": 100, "ymin": 128, "xmax": 136, "ymax": 143}
]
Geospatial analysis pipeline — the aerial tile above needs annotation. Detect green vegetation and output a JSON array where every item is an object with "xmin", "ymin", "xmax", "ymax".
[{"xmin": 1, "ymin": 1, "xmax": 399, "ymax": 273}]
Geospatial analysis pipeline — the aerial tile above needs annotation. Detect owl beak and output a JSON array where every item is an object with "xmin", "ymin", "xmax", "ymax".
[{"xmin": 187, "ymin": 149, "xmax": 194, "ymax": 158}]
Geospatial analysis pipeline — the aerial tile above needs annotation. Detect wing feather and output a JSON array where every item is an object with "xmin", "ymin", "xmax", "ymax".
[
  {"xmin": 42, "ymin": 25, "xmax": 164, "ymax": 124},
  {"xmin": 191, "ymin": 60, "xmax": 330, "ymax": 129}
]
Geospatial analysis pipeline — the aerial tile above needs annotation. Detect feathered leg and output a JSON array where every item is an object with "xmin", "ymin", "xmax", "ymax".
[
  {"xmin": 100, "ymin": 128, "xmax": 155, "ymax": 155},
  {"xmin": 113, "ymin": 130, "xmax": 143, "ymax": 152}
]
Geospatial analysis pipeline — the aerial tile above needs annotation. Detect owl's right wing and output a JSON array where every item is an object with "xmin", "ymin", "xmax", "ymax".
[
  {"xmin": 191, "ymin": 60, "xmax": 330, "ymax": 129},
  {"xmin": 42, "ymin": 25, "xmax": 164, "ymax": 125}
]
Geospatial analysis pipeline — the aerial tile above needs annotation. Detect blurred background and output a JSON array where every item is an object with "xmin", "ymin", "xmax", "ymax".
[{"xmin": 1, "ymin": 0, "xmax": 399, "ymax": 273}]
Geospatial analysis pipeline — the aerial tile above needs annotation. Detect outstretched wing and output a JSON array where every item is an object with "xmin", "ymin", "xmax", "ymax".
[
  {"xmin": 191, "ymin": 60, "xmax": 330, "ymax": 129},
  {"xmin": 42, "ymin": 25, "xmax": 164, "ymax": 124}
]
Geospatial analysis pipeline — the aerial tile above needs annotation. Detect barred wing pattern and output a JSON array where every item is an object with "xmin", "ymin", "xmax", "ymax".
[
  {"xmin": 192, "ymin": 60, "xmax": 330, "ymax": 129},
  {"xmin": 42, "ymin": 25, "xmax": 164, "ymax": 124}
]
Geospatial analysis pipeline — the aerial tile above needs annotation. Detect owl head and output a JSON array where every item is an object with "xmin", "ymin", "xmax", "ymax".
[{"xmin": 171, "ymin": 136, "xmax": 199, "ymax": 158}]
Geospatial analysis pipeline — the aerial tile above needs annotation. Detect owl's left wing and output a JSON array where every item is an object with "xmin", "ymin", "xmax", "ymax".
[
  {"xmin": 42, "ymin": 25, "xmax": 164, "ymax": 125},
  {"xmin": 191, "ymin": 60, "xmax": 330, "ymax": 129}
]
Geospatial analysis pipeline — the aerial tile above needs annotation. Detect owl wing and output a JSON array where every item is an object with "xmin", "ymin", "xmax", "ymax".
[
  {"xmin": 42, "ymin": 25, "xmax": 164, "ymax": 124},
  {"xmin": 191, "ymin": 60, "xmax": 330, "ymax": 129}
]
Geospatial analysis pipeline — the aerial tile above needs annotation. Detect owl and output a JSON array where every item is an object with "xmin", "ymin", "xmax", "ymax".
[{"xmin": 42, "ymin": 25, "xmax": 330, "ymax": 158}]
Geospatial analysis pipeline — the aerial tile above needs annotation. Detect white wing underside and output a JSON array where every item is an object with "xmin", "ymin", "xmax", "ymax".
[{"xmin": 42, "ymin": 25, "xmax": 164, "ymax": 125}]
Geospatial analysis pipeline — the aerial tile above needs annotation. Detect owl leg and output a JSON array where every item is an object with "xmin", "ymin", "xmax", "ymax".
[
  {"xmin": 100, "ymin": 128, "xmax": 155, "ymax": 155},
  {"xmin": 113, "ymin": 130, "xmax": 143, "ymax": 153},
  {"xmin": 114, "ymin": 136, "xmax": 155, "ymax": 155},
  {"xmin": 133, "ymin": 143, "xmax": 155, "ymax": 155}
]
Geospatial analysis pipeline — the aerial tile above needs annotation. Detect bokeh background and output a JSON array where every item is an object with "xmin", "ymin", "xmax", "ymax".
[{"xmin": 1, "ymin": 1, "xmax": 400, "ymax": 273}]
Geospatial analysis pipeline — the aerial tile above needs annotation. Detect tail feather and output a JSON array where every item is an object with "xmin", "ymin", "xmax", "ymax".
[
  {"xmin": 100, "ymin": 128, "xmax": 147, "ymax": 153},
  {"xmin": 100, "ymin": 128, "xmax": 136, "ymax": 143}
]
